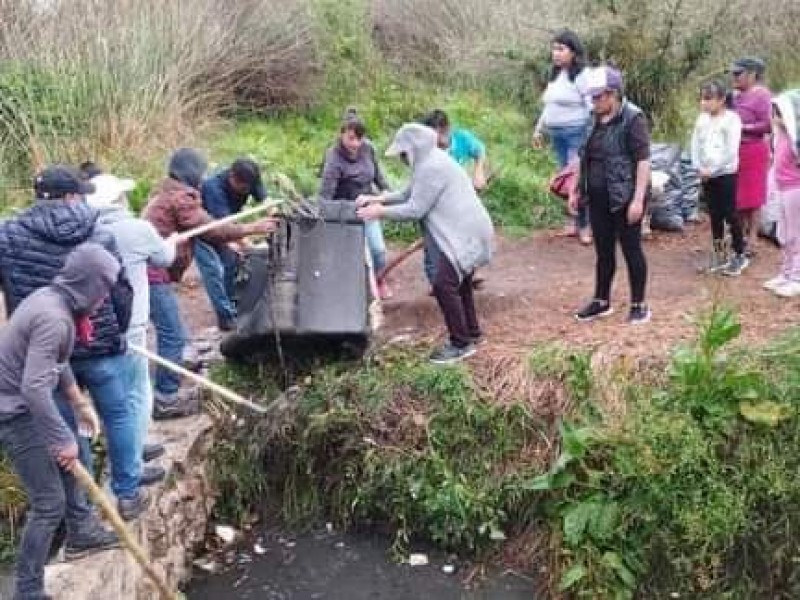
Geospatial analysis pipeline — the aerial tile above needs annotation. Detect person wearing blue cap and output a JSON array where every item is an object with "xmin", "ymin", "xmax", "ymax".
[{"xmin": 569, "ymin": 65, "xmax": 652, "ymax": 325}]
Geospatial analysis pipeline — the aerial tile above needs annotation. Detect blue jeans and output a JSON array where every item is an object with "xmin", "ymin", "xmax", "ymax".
[
  {"xmin": 194, "ymin": 240, "xmax": 238, "ymax": 322},
  {"xmin": 126, "ymin": 330, "xmax": 152, "ymax": 449},
  {"xmin": 70, "ymin": 354, "xmax": 141, "ymax": 500},
  {"xmin": 550, "ymin": 124, "xmax": 590, "ymax": 229},
  {"xmin": 0, "ymin": 412, "xmax": 93, "ymax": 599},
  {"xmin": 365, "ymin": 220, "xmax": 387, "ymax": 273},
  {"xmin": 149, "ymin": 283, "xmax": 187, "ymax": 396}
]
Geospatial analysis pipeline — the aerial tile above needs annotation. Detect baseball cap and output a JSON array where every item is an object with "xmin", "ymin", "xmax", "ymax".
[
  {"xmin": 84, "ymin": 174, "xmax": 136, "ymax": 208},
  {"xmin": 730, "ymin": 57, "xmax": 765, "ymax": 76},
  {"xmin": 34, "ymin": 165, "xmax": 95, "ymax": 199},
  {"xmin": 585, "ymin": 65, "xmax": 624, "ymax": 98}
]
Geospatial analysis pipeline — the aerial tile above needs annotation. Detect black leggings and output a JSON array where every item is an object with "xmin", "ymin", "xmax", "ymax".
[
  {"xmin": 704, "ymin": 174, "xmax": 745, "ymax": 255},
  {"xmin": 589, "ymin": 187, "xmax": 648, "ymax": 304}
]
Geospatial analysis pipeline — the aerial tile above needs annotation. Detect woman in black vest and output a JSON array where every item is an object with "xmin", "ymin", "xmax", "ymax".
[{"xmin": 568, "ymin": 66, "xmax": 652, "ymax": 324}]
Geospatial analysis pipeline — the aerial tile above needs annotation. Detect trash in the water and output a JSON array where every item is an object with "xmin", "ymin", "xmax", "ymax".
[
  {"xmin": 193, "ymin": 558, "xmax": 218, "ymax": 573},
  {"xmin": 237, "ymin": 553, "xmax": 253, "ymax": 564},
  {"xmin": 285, "ymin": 541, "xmax": 296, "ymax": 549},
  {"xmin": 408, "ymin": 553, "xmax": 429, "ymax": 566},
  {"xmin": 326, "ymin": 522, "xmax": 334, "ymax": 534},
  {"xmin": 254, "ymin": 542, "xmax": 267, "ymax": 555},
  {"xmin": 215, "ymin": 525, "xmax": 238, "ymax": 544},
  {"xmin": 442, "ymin": 564, "xmax": 456, "ymax": 575},
  {"xmin": 334, "ymin": 541, "xmax": 345, "ymax": 549}
]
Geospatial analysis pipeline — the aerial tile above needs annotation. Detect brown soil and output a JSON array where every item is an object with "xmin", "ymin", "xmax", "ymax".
[{"xmin": 172, "ymin": 221, "xmax": 797, "ymax": 364}]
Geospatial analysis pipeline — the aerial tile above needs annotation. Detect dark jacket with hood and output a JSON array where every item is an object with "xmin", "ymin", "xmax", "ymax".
[
  {"xmin": 0, "ymin": 199, "xmax": 133, "ymax": 359},
  {"xmin": 143, "ymin": 148, "xmax": 254, "ymax": 283},
  {"xmin": 0, "ymin": 243, "xmax": 120, "ymax": 449}
]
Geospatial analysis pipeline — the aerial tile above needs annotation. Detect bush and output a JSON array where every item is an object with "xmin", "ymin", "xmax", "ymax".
[
  {"xmin": 0, "ymin": 0, "xmax": 320, "ymax": 193},
  {"xmin": 545, "ymin": 308, "xmax": 800, "ymax": 598}
]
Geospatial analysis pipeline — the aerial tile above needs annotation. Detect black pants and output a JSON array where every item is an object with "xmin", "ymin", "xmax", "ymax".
[
  {"xmin": 704, "ymin": 173, "xmax": 745, "ymax": 255},
  {"xmin": 432, "ymin": 255, "xmax": 481, "ymax": 348},
  {"xmin": 589, "ymin": 187, "xmax": 648, "ymax": 304}
]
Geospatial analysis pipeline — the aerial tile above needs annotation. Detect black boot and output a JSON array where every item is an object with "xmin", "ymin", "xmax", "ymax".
[{"xmin": 64, "ymin": 519, "xmax": 120, "ymax": 561}]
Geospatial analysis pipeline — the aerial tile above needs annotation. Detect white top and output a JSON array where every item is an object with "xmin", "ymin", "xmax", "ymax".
[
  {"xmin": 690, "ymin": 110, "xmax": 742, "ymax": 177},
  {"xmin": 536, "ymin": 69, "xmax": 592, "ymax": 133}
]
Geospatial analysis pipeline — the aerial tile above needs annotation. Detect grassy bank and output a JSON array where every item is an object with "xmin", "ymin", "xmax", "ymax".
[{"xmin": 209, "ymin": 310, "xmax": 800, "ymax": 598}]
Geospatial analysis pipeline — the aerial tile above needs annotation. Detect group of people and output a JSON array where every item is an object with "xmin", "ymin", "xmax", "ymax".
[
  {"xmin": 532, "ymin": 31, "xmax": 800, "ymax": 322},
  {"xmin": 1, "ymin": 26, "xmax": 799, "ymax": 600},
  {"xmin": 0, "ymin": 154, "xmax": 275, "ymax": 599}
]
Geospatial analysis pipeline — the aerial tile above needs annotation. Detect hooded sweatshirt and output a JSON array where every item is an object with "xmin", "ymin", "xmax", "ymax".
[
  {"xmin": 143, "ymin": 149, "xmax": 253, "ymax": 283},
  {"xmin": 382, "ymin": 124, "xmax": 494, "ymax": 278},
  {"xmin": 772, "ymin": 90, "xmax": 800, "ymax": 191},
  {"xmin": 93, "ymin": 206, "xmax": 175, "ymax": 339},
  {"xmin": 0, "ymin": 243, "xmax": 120, "ymax": 449}
]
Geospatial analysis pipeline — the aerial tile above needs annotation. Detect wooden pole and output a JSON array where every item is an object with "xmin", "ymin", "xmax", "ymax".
[
  {"xmin": 71, "ymin": 463, "xmax": 179, "ymax": 600},
  {"xmin": 173, "ymin": 200, "xmax": 285, "ymax": 243},
  {"xmin": 376, "ymin": 238, "xmax": 424, "ymax": 282},
  {"xmin": 128, "ymin": 344, "xmax": 267, "ymax": 414}
]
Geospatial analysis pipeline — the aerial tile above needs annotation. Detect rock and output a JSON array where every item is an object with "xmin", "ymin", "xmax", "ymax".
[
  {"xmin": 408, "ymin": 554, "xmax": 429, "ymax": 567},
  {"xmin": 215, "ymin": 525, "xmax": 238, "ymax": 545},
  {"xmin": 254, "ymin": 542, "xmax": 267, "ymax": 555}
]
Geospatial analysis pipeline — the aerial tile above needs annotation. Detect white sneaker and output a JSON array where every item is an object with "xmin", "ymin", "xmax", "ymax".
[
  {"xmin": 774, "ymin": 280, "xmax": 800, "ymax": 298},
  {"xmin": 764, "ymin": 275, "xmax": 790, "ymax": 291}
]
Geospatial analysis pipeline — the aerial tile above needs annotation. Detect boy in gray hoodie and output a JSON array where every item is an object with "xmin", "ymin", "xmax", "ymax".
[{"xmin": 0, "ymin": 243, "xmax": 121, "ymax": 600}]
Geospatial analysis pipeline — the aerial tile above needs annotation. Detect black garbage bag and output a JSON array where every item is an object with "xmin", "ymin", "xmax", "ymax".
[
  {"xmin": 649, "ymin": 143, "xmax": 685, "ymax": 232},
  {"xmin": 680, "ymin": 150, "xmax": 701, "ymax": 222}
]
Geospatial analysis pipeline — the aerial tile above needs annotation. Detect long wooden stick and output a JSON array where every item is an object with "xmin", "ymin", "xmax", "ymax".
[
  {"xmin": 128, "ymin": 344, "xmax": 267, "ymax": 414},
  {"xmin": 71, "ymin": 463, "xmax": 178, "ymax": 600},
  {"xmin": 376, "ymin": 238, "xmax": 424, "ymax": 282},
  {"xmin": 173, "ymin": 200, "xmax": 285, "ymax": 243}
]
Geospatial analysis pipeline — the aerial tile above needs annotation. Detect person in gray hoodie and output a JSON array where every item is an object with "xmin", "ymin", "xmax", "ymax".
[
  {"xmin": 356, "ymin": 123, "xmax": 494, "ymax": 364},
  {"xmin": 0, "ymin": 243, "xmax": 122, "ymax": 600}
]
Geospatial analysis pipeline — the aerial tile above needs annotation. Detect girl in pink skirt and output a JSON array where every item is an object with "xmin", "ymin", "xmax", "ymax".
[
  {"xmin": 764, "ymin": 90, "xmax": 800, "ymax": 297},
  {"xmin": 731, "ymin": 57, "xmax": 772, "ymax": 256}
]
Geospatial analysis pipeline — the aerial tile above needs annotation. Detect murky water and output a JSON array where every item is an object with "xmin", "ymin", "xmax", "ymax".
[{"xmin": 185, "ymin": 528, "xmax": 535, "ymax": 600}]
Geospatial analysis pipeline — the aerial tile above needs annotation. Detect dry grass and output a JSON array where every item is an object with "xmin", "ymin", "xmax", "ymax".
[{"xmin": 0, "ymin": 0, "xmax": 320, "ymax": 185}]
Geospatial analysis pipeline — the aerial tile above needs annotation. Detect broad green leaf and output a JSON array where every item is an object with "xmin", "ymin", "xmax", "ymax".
[
  {"xmin": 739, "ymin": 401, "xmax": 793, "ymax": 427},
  {"xmin": 563, "ymin": 502, "xmax": 593, "ymax": 545},
  {"xmin": 559, "ymin": 563, "xmax": 587, "ymax": 591},
  {"xmin": 602, "ymin": 552, "xmax": 637, "ymax": 588},
  {"xmin": 589, "ymin": 501, "xmax": 620, "ymax": 541}
]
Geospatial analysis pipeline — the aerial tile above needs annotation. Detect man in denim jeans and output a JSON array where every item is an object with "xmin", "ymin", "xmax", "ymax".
[
  {"xmin": 0, "ymin": 165, "xmax": 151, "ymax": 522},
  {"xmin": 144, "ymin": 149, "xmax": 277, "ymax": 419},
  {"xmin": 84, "ymin": 171, "xmax": 178, "ymax": 493},
  {"xmin": 0, "ymin": 244, "xmax": 122, "ymax": 600},
  {"xmin": 197, "ymin": 158, "xmax": 268, "ymax": 331}
]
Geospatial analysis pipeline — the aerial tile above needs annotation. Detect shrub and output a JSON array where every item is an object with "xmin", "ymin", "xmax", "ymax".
[
  {"xmin": 544, "ymin": 308, "xmax": 800, "ymax": 598},
  {"xmin": 0, "ymin": 0, "xmax": 320, "ymax": 191}
]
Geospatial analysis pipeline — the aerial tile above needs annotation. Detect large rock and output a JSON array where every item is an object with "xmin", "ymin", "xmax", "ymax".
[{"xmin": 45, "ymin": 415, "xmax": 215, "ymax": 599}]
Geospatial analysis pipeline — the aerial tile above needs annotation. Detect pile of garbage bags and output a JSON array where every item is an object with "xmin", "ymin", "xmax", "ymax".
[{"xmin": 648, "ymin": 143, "xmax": 700, "ymax": 232}]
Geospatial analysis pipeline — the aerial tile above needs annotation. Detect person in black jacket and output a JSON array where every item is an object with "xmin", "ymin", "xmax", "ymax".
[
  {"xmin": 0, "ymin": 165, "xmax": 148, "ymax": 520},
  {"xmin": 568, "ymin": 66, "xmax": 652, "ymax": 325}
]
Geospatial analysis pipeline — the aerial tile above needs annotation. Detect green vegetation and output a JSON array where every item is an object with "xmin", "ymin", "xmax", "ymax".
[
  {"xmin": 209, "ymin": 309, "xmax": 800, "ymax": 598},
  {"xmin": 211, "ymin": 348, "xmax": 550, "ymax": 556},
  {"xmin": 544, "ymin": 308, "xmax": 800, "ymax": 598}
]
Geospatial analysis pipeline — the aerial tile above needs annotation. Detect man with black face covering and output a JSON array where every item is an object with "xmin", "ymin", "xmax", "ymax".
[
  {"xmin": 0, "ymin": 243, "xmax": 122, "ymax": 600},
  {"xmin": 143, "ymin": 148, "xmax": 277, "ymax": 419}
]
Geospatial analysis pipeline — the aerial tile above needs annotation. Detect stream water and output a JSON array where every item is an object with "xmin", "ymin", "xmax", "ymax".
[{"xmin": 185, "ymin": 527, "xmax": 535, "ymax": 600}]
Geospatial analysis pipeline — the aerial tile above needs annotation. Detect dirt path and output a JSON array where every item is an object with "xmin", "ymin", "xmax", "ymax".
[
  {"xmin": 171, "ymin": 222, "xmax": 798, "ymax": 369},
  {"xmin": 375, "ymin": 223, "xmax": 797, "ymax": 358}
]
